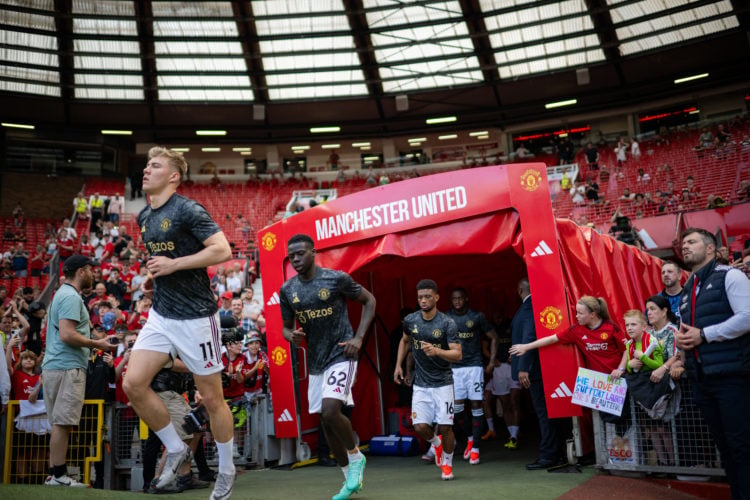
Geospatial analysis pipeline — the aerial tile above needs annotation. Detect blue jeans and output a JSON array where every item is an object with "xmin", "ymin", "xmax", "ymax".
[{"xmin": 692, "ymin": 375, "xmax": 750, "ymax": 500}]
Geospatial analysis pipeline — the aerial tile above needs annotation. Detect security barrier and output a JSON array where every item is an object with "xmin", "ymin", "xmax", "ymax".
[
  {"xmin": 593, "ymin": 378, "xmax": 725, "ymax": 478},
  {"xmin": 2, "ymin": 399, "xmax": 105, "ymax": 485}
]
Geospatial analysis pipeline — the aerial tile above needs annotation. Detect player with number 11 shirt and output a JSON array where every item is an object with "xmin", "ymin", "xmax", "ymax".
[{"xmin": 280, "ymin": 234, "xmax": 376, "ymax": 500}]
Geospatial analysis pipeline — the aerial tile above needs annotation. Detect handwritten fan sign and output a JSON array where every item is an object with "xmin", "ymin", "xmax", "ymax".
[{"xmin": 571, "ymin": 367, "xmax": 627, "ymax": 416}]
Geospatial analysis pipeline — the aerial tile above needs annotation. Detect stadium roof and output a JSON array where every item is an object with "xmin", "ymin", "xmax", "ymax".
[{"xmin": 0, "ymin": 0, "xmax": 748, "ymax": 142}]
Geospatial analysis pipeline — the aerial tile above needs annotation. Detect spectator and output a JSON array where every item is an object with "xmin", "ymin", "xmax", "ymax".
[
  {"xmin": 583, "ymin": 142, "xmax": 599, "ymax": 171},
  {"xmin": 685, "ymin": 176, "xmax": 700, "ymax": 199},
  {"xmin": 218, "ymin": 291, "xmax": 233, "ymax": 319},
  {"xmin": 56, "ymin": 228, "xmax": 75, "ymax": 263},
  {"xmin": 12, "ymin": 202, "xmax": 24, "ymax": 227},
  {"xmin": 82, "ymin": 322, "xmax": 115, "ymax": 488},
  {"xmin": 612, "ymin": 310, "xmax": 663, "ymax": 377},
  {"xmin": 241, "ymin": 287, "xmax": 264, "ymax": 327},
  {"xmin": 514, "ymin": 143, "xmax": 530, "ymax": 158},
  {"xmin": 107, "ymin": 193, "xmax": 122, "ymax": 225},
  {"xmin": 105, "ymin": 268, "xmax": 127, "ymax": 309},
  {"xmin": 636, "ymin": 168, "xmax": 651, "ymax": 185},
  {"xmin": 25, "ymin": 301, "xmax": 46, "ymax": 356},
  {"xmin": 706, "ymin": 194, "xmax": 727, "ymax": 209},
  {"xmin": 560, "ymin": 169, "xmax": 572, "ymax": 191},
  {"xmin": 11, "ymin": 242, "xmax": 29, "ymax": 278},
  {"xmin": 89, "ymin": 193, "xmax": 104, "ymax": 232},
  {"xmin": 736, "ymin": 179, "xmax": 749, "ymax": 202},
  {"xmin": 7, "ymin": 347, "xmax": 48, "ymax": 484},
  {"xmin": 715, "ymin": 124, "xmax": 731, "ymax": 145},
  {"xmin": 226, "ymin": 262, "xmax": 243, "ymax": 294},
  {"xmin": 220, "ymin": 330, "xmax": 247, "ymax": 401},
  {"xmin": 327, "ymin": 150, "xmax": 340, "ymax": 170},
  {"xmin": 585, "ymin": 179, "xmax": 599, "ymax": 203},
  {"xmin": 614, "ymin": 138, "xmax": 627, "ymax": 168},
  {"xmin": 675, "ymin": 228, "xmax": 750, "ymax": 499},
  {"xmin": 42, "ymin": 255, "xmax": 115, "ymax": 487},
  {"xmin": 73, "ymin": 192, "xmax": 88, "ymax": 220},
  {"xmin": 697, "ymin": 128, "xmax": 714, "ymax": 149},
  {"xmin": 242, "ymin": 331, "xmax": 268, "ymax": 398},
  {"xmin": 558, "ymin": 137, "xmax": 575, "ymax": 165},
  {"xmin": 570, "ymin": 181, "xmax": 586, "ymax": 205},
  {"xmin": 620, "ymin": 188, "xmax": 635, "ymax": 202},
  {"xmin": 630, "ymin": 137, "xmax": 641, "ymax": 161},
  {"xmin": 659, "ymin": 261, "xmax": 683, "ymax": 322}
]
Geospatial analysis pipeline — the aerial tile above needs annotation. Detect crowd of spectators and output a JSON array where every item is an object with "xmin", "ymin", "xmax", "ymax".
[
  {"xmin": 556, "ymin": 117, "xmax": 750, "ymax": 232},
  {"xmin": 1, "ymin": 203, "xmax": 269, "ymax": 488}
]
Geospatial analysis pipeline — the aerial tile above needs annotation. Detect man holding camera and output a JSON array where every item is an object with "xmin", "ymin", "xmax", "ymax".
[{"xmin": 42, "ymin": 255, "xmax": 117, "ymax": 487}]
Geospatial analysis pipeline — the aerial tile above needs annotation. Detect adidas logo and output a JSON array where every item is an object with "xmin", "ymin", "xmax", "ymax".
[
  {"xmin": 706, "ymin": 284, "xmax": 713, "ymax": 290},
  {"xmin": 550, "ymin": 382, "xmax": 573, "ymax": 399},
  {"xmin": 277, "ymin": 408, "xmax": 294, "ymax": 423},
  {"xmin": 581, "ymin": 335, "xmax": 588, "ymax": 340},
  {"xmin": 333, "ymin": 387, "xmax": 342, "ymax": 394},
  {"xmin": 530, "ymin": 240, "xmax": 553, "ymax": 257},
  {"xmin": 266, "ymin": 292, "xmax": 280, "ymax": 306},
  {"xmin": 204, "ymin": 361, "xmax": 214, "ymax": 369}
]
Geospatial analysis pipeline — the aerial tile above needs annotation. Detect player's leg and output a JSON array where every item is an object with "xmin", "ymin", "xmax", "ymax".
[
  {"xmin": 193, "ymin": 372, "xmax": 235, "ymax": 499},
  {"xmin": 320, "ymin": 361, "xmax": 365, "ymax": 496},
  {"xmin": 169, "ymin": 313, "xmax": 235, "ymax": 499},
  {"xmin": 452, "ymin": 368, "xmax": 470, "ymax": 455},
  {"xmin": 412, "ymin": 386, "xmax": 443, "ymax": 467},
  {"xmin": 467, "ymin": 367, "xmax": 485, "ymax": 463},
  {"xmin": 436, "ymin": 385, "xmax": 456, "ymax": 480}
]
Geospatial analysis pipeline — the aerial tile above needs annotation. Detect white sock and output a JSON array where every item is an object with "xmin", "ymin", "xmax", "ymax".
[
  {"xmin": 508, "ymin": 425, "xmax": 519, "ymax": 439},
  {"xmin": 443, "ymin": 451, "xmax": 454, "ymax": 466},
  {"xmin": 342, "ymin": 466, "xmax": 349, "ymax": 479},
  {"xmin": 154, "ymin": 423, "xmax": 185, "ymax": 454},
  {"xmin": 428, "ymin": 436, "xmax": 441, "ymax": 448},
  {"xmin": 215, "ymin": 440, "xmax": 237, "ymax": 475},
  {"xmin": 486, "ymin": 418, "xmax": 495, "ymax": 431},
  {"xmin": 348, "ymin": 449, "xmax": 363, "ymax": 463}
]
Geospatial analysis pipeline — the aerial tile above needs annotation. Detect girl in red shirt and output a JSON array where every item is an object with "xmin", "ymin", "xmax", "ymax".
[{"xmin": 509, "ymin": 295, "xmax": 627, "ymax": 375}]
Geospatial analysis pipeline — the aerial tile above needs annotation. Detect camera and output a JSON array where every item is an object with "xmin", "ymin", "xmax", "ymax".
[
  {"xmin": 182, "ymin": 405, "xmax": 209, "ymax": 434},
  {"xmin": 127, "ymin": 340, "xmax": 135, "ymax": 349},
  {"xmin": 109, "ymin": 336, "xmax": 120, "ymax": 345}
]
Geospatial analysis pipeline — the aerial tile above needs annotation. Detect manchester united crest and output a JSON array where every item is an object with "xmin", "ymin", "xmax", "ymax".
[
  {"xmin": 600, "ymin": 333, "xmax": 609, "ymax": 340},
  {"xmin": 271, "ymin": 346, "xmax": 288, "ymax": 367},
  {"xmin": 318, "ymin": 288, "xmax": 330, "ymax": 300},
  {"xmin": 539, "ymin": 305, "xmax": 563, "ymax": 330},
  {"xmin": 466, "ymin": 319, "xmax": 474, "ymax": 329},
  {"xmin": 432, "ymin": 329, "xmax": 442, "ymax": 338},
  {"xmin": 160, "ymin": 218, "xmax": 171, "ymax": 232},
  {"xmin": 520, "ymin": 169, "xmax": 543, "ymax": 192},
  {"xmin": 261, "ymin": 232, "xmax": 277, "ymax": 251}
]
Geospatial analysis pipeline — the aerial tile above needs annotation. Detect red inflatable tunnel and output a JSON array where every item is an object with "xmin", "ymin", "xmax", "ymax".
[{"xmin": 258, "ymin": 164, "xmax": 664, "ymax": 443}]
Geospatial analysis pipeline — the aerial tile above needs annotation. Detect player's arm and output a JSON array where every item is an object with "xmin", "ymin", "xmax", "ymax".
[
  {"xmin": 485, "ymin": 327, "xmax": 499, "ymax": 371},
  {"xmin": 147, "ymin": 232, "xmax": 232, "ymax": 278},
  {"xmin": 393, "ymin": 332, "xmax": 411, "ymax": 384},
  {"xmin": 339, "ymin": 288, "xmax": 376, "ymax": 358},
  {"xmin": 282, "ymin": 317, "xmax": 305, "ymax": 345},
  {"xmin": 509, "ymin": 334, "xmax": 559, "ymax": 357},
  {"xmin": 422, "ymin": 341, "xmax": 462, "ymax": 362}
]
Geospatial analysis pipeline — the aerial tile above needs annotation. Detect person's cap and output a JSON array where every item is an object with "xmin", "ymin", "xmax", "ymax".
[
  {"xmin": 62, "ymin": 255, "xmax": 94, "ymax": 273},
  {"xmin": 221, "ymin": 291, "xmax": 233, "ymax": 300},
  {"xmin": 244, "ymin": 332, "xmax": 262, "ymax": 344}
]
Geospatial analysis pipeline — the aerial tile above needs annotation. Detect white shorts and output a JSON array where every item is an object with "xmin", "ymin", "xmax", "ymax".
[
  {"xmin": 134, "ymin": 308, "xmax": 223, "ymax": 376},
  {"xmin": 308, "ymin": 360, "xmax": 356, "ymax": 414},
  {"xmin": 486, "ymin": 363, "xmax": 521, "ymax": 396},
  {"xmin": 412, "ymin": 384, "xmax": 455, "ymax": 426},
  {"xmin": 452, "ymin": 366, "xmax": 484, "ymax": 401}
]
